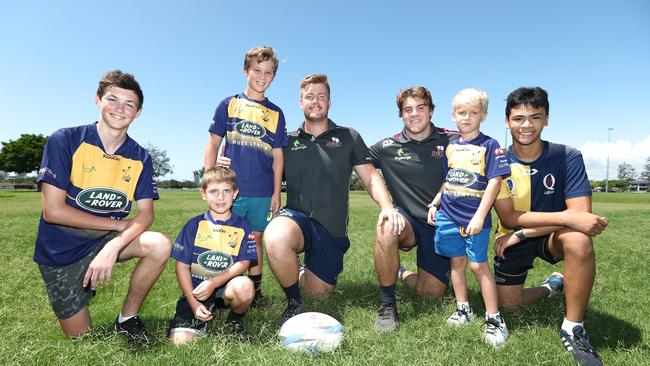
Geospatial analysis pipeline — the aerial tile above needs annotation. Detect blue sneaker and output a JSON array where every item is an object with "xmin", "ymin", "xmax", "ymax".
[
  {"xmin": 560, "ymin": 325, "xmax": 602, "ymax": 366},
  {"xmin": 541, "ymin": 272, "xmax": 564, "ymax": 298}
]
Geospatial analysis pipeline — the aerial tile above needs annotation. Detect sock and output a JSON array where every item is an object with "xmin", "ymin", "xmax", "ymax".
[
  {"xmin": 456, "ymin": 301, "xmax": 470, "ymax": 311},
  {"xmin": 397, "ymin": 266, "xmax": 407, "ymax": 281},
  {"xmin": 562, "ymin": 318, "xmax": 584, "ymax": 335},
  {"xmin": 118, "ymin": 313, "xmax": 136, "ymax": 324},
  {"xmin": 249, "ymin": 274, "xmax": 262, "ymax": 292},
  {"xmin": 486, "ymin": 312, "xmax": 501, "ymax": 320},
  {"xmin": 380, "ymin": 284, "xmax": 396, "ymax": 304},
  {"xmin": 282, "ymin": 281, "xmax": 302, "ymax": 304}
]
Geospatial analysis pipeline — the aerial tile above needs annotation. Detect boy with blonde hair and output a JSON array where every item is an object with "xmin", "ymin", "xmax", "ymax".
[
  {"xmin": 204, "ymin": 46, "xmax": 288, "ymax": 304},
  {"xmin": 168, "ymin": 167, "xmax": 257, "ymax": 344},
  {"xmin": 428, "ymin": 88, "xmax": 510, "ymax": 346}
]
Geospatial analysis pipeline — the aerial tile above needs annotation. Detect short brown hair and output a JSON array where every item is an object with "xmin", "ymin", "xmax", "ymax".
[
  {"xmin": 300, "ymin": 73, "xmax": 330, "ymax": 98},
  {"xmin": 396, "ymin": 86, "xmax": 435, "ymax": 117},
  {"xmin": 201, "ymin": 166, "xmax": 237, "ymax": 191},
  {"xmin": 243, "ymin": 46, "xmax": 279, "ymax": 74},
  {"xmin": 96, "ymin": 70, "xmax": 143, "ymax": 110}
]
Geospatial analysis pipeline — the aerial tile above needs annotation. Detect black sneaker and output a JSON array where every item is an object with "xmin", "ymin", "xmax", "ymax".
[
  {"xmin": 115, "ymin": 316, "xmax": 152, "ymax": 346},
  {"xmin": 279, "ymin": 298, "xmax": 305, "ymax": 326},
  {"xmin": 251, "ymin": 291, "xmax": 265, "ymax": 308},
  {"xmin": 375, "ymin": 302, "xmax": 398, "ymax": 332},
  {"xmin": 224, "ymin": 318, "xmax": 251, "ymax": 342},
  {"xmin": 560, "ymin": 325, "xmax": 603, "ymax": 366}
]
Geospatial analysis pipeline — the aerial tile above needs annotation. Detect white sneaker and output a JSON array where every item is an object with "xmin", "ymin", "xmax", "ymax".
[
  {"xmin": 447, "ymin": 305, "xmax": 475, "ymax": 326},
  {"xmin": 484, "ymin": 315, "xmax": 509, "ymax": 347}
]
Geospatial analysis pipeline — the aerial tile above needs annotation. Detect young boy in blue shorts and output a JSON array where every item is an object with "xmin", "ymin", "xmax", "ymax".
[
  {"xmin": 428, "ymin": 88, "xmax": 510, "ymax": 347},
  {"xmin": 168, "ymin": 167, "xmax": 257, "ymax": 345},
  {"xmin": 204, "ymin": 46, "xmax": 288, "ymax": 304}
]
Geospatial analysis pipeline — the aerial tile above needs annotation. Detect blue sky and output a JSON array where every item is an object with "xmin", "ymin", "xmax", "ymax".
[{"xmin": 1, "ymin": 0, "xmax": 649, "ymax": 181}]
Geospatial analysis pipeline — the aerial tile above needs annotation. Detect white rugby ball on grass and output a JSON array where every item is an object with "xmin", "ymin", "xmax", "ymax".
[{"xmin": 279, "ymin": 312, "xmax": 344, "ymax": 354}]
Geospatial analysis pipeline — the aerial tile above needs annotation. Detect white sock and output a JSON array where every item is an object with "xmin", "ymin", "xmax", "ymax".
[
  {"xmin": 486, "ymin": 312, "xmax": 500, "ymax": 320},
  {"xmin": 118, "ymin": 313, "xmax": 137, "ymax": 324},
  {"xmin": 561, "ymin": 318, "xmax": 584, "ymax": 335},
  {"xmin": 456, "ymin": 301, "xmax": 471, "ymax": 311}
]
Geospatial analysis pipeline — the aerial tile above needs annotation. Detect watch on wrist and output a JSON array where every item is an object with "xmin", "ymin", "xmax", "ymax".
[{"xmin": 514, "ymin": 229, "xmax": 527, "ymax": 241}]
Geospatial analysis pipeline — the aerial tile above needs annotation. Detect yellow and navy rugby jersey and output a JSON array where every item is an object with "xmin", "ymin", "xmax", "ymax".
[
  {"xmin": 209, "ymin": 93, "xmax": 288, "ymax": 197},
  {"xmin": 172, "ymin": 212, "xmax": 257, "ymax": 288},
  {"xmin": 439, "ymin": 133, "xmax": 510, "ymax": 228},
  {"xmin": 495, "ymin": 141, "xmax": 592, "ymax": 238},
  {"xmin": 34, "ymin": 123, "xmax": 158, "ymax": 266}
]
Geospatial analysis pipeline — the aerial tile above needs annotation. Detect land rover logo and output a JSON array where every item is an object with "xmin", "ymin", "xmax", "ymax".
[
  {"xmin": 76, "ymin": 187, "xmax": 128, "ymax": 213},
  {"xmin": 198, "ymin": 251, "xmax": 233, "ymax": 272},
  {"xmin": 235, "ymin": 121, "xmax": 266, "ymax": 138},
  {"xmin": 446, "ymin": 168, "xmax": 477, "ymax": 187}
]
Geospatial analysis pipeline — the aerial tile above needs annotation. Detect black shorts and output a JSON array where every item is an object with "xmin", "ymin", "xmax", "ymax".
[
  {"xmin": 493, "ymin": 234, "xmax": 560, "ymax": 286},
  {"xmin": 395, "ymin": 206, "xmax": 450, "ymax": 285},
  {"xmin": 277, "ymin": 208, "xmax": 350, "ymax": 286},
  {"xmin": 167, "ymin": 285, "xmax": 228, "ymax": 336}
]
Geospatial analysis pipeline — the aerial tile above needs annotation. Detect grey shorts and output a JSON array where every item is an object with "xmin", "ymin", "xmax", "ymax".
[{"xmin": 38, "ymin": 233, "xmax": 117, "ymax": 319}]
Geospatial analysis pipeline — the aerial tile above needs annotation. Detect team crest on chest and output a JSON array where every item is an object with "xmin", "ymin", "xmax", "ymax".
[
  {"xmin": 326, "ymin": 137, "xmax": 342, "ymax": 149},
  {"xmin": 432, "ymin": 145, "xmax": 444, "ymax": 158},
  {"xmin": 543, "ymin": 173, "xmax": 556, "ymax": 195}
]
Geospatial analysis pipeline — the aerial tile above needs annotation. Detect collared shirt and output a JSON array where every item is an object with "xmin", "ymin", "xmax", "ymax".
[
  {"xmin": 369, "ymin": 123, "xmax": 457, "ymax": 224},
  {"xmin": 283, "ymin": 119, "xmax": 371, "ymax": 237}
]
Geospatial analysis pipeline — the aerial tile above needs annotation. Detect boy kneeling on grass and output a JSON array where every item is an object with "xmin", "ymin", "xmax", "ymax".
[{"xmin": 168, "ymin": 167, "xmax": 257, "ymax": 344}]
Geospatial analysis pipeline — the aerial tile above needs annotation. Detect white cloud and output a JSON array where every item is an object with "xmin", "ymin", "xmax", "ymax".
[{"xmin": 579, "ymin": 135, "xmax": 650, "ymax": 180}]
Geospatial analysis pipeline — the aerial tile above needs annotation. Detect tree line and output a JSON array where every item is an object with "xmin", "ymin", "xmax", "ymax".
[{"xmin": 1, "ymin": 134, "xmax": 649, "ymax": 192}]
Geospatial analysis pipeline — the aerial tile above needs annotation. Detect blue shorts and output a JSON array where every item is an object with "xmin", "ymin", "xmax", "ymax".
[
  {"xmin": 232, "ymin": 196, "xmax": 272, "ymax": 232},
  {"xmin": 434, "ymin": 211, "xmax": 490, "ymax": 263},
  {"xmin": 493, "ymin": 234, "xmax": 559, "ymax": 286},
  {"xmin": 277, "ymin": 208, "xmax": 350, "ymax": 286},
  {"xmin": 395, "ymin": 207, "xmax": 450, "ymax": 285}
]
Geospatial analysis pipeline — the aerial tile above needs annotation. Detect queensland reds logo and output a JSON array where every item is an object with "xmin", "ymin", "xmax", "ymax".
[
  {"xmin": 543, "ymin": 173, "xmax": 556, "ymax": 194},
  {"xmin": 432, "ymin": 145, "xmax": 444, "ymax": 159}
]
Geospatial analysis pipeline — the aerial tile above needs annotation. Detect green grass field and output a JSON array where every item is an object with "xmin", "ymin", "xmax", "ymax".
[{"xmin": 0, "ymin": 190, "xmax": 648, "ymax": 365}]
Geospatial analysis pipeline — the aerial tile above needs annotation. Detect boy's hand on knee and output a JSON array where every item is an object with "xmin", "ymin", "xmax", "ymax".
[{"xmin": 83, "ymin": 244, "xmax": 118, "ymax": 290}]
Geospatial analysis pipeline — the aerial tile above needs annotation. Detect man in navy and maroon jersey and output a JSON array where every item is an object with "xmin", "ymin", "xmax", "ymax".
[
  {"xmin": 369, "ymin": 86, "xmax": 457, "ymax": 332},
  {"xmin": 493, "ymin": 87, "xmax": 608, "ymax": 366}
]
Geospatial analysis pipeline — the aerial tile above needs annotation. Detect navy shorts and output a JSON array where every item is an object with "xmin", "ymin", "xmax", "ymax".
[
  {"xmin": 277, "ymin": 208, "xmax": 350, "ymax": 286},
  {"xmin": 167, "ymin": 284, "xmax": 228, "ymax": 336},
  {"xmin": 395, "ymin": 207, "xmax": 450, "ymax": 285},
  {"xmin": 493, "ymin": 234, "xmax": 560, "ymax": 286}
]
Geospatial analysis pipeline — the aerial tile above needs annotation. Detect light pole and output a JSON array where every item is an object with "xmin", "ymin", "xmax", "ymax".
[{"xmin": 605, "ymin": 127, "xmax": 613, "ymax": 192}]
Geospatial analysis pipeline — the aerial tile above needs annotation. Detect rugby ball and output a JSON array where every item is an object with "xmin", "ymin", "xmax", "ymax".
[{"xmin": 279, "ymin": 312, "xmax": 344, "ymax": 354}]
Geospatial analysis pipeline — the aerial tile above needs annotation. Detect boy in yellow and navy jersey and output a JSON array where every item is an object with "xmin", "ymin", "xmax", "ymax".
[
  {"xmin": 168, "ymin": 167, "xmax": 257, "ymax": 345},
  {"xmin": 35, "ymin": 70, "xmax": 171, "ymax": 344},
  {"xmin": 428, "ymin": 88, "xmax": 510, "ymax": 347},
  {"xmin": 204, "ymin": 46, "xmax": 288, "ymax": 304}
]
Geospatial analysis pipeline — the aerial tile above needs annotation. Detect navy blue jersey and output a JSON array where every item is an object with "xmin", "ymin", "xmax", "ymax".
[
  {"xmin": 495, "ymin": 141, "xmax": 592, "ymax": 237},
  {"xmin": 172, "ymin": 212, "xmax": 257, "ymax": 288},
  {"xmin": 34, "ymin": 123, "xmax": 157, "ymax": 266},
  {"xmin": 209, "ymin": 93, "xmax": 288, "ymax": 197}
]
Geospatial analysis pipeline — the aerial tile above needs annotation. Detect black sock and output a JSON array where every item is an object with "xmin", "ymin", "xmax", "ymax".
[
  {"xmin": 249, "ymin": 274, "xmax": 262, "ymax": 292},
  {"xmin": 282, "ymin": 281, "xmax": 302, "ymax": 303},
  {"xmin": 380, "ymin": 284, "xmax": 396, "ymax": 304}
]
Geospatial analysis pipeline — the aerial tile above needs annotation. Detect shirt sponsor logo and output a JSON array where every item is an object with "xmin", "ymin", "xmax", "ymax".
[
  {"xmin": 290, "ymin": 139, "xmax": 307, "ymax": 151},
  {"xmin": 235, "ymin": 120, "xmax": 266, "ymax": 138},
  {"xmin": 446, "ymin": 168, "xmax": 477, "ymax": 187},
  {"xmin": 326, "ymin": 136, "xmax": 342, "ymax": 148},
  {"xmin": 76, "ymin": 187, "xmax": 128, "ymax": 213},
  {"xmin": 524, "ymin": 168, "xmax": 538, "ymax": 176},
  {"xmin": 543, "ymin": 173, "xmax": 556, "ymax": 195},
  {"xmin": 494, "ymin": 147, "xmax": 506, "ymax": 156},
  {"xmin": 39, "ymin": 167, "xmax": 56, "ymax": 179},
  {"xmin": 382, "ymin": 139, "xmax": 394, "ymax": 148},
  {"xmin": 197, "ymin": 250, "xmax": 233, "ymax": 273},
  {"xmin": 394, "ymin": 147, "xmax": 412, "ymax": 160},
  {"xmin": 103, "ymin": 154, "xmax": 120, "ymax": 161}
]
